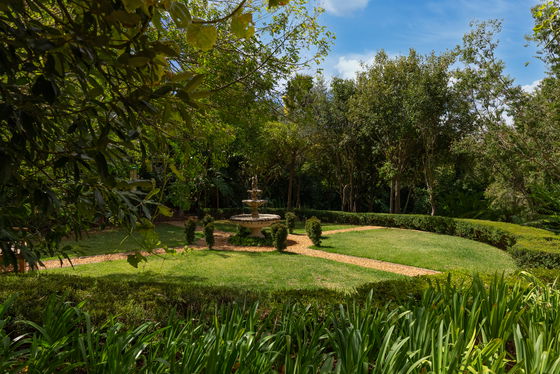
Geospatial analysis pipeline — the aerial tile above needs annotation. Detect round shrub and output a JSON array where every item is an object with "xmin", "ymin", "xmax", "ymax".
[
  {"xmin": 305, "ymin": 217, "xmax": 322, "ymax": 246},
  {"xmin": 285, "ymin": 212, "xmax": 297, "ymax": 234},
  {"xmin": 184, "ymin": 219, "xmax": 197, "ymax": 245},
  {"xmin": 204, "ymin": 223, "xmax": 214, "ymax": 249},
  {"xmin": 201, "ymin": 214, "xmax": 214, "ymax": 227},
  {"xmin": 271, "ymin": 223, "xmax": 288, "ymax": 251}
]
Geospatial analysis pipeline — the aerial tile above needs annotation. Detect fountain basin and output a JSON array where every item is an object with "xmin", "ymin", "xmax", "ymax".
[{"xmin": 229, "ymin": 213, "xmax": 281, "ymax": 238}]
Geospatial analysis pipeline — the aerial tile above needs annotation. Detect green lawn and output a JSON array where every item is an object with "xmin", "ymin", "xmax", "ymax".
[
  {"xmin": 46, "ymin": 250, "xmax": 403, "ymax": 291},
  {"xmin": 214, "ymin": 220, "xmax": 357, "ymax": 234},
  {"xmin": 62, "ymin": 223, "xmax": 199, "ymax": 257},
  {"xmin": 62, "ymin": 221, "xmax": 357, "ymax": 258},
  {"xmin": 315, "ymin": 228, "xmax": 517, "ymax": 273}
]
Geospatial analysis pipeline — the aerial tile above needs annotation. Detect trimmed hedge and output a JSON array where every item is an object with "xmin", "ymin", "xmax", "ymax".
[
  {"xmin": 285, "ymin": 212, "xmax": 296, "ymax": 234},
  {"xmin": 270, "ymin": 223, "xmax": 288, "ymax": 251},
  {"xmin": 184, "ymin": 219, "xmax": 197, "ymax": 245},
  {"xmin": 199, "ymin": 207, "xmax": 560, "ymax": 268},
  {"xmin": 291, "ymin": 209, "xmax": 560, "ymax": 268},
  {"xmin": 305, "ymin": 217, "xmax": 322, "ymax": 246},
  {"xmin": 203, "ymin": 223, "xmax": 214, "ymax": 249}
]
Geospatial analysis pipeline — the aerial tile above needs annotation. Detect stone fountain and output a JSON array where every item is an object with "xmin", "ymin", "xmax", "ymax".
[{"xmin": 229, "ymin": 176, "xmax": 281, "ymax": 237}]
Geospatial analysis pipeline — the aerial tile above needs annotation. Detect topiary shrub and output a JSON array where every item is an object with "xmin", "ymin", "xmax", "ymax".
[
  {"xmin": 285, "ymin": 212, "xmax": 296, "ymax": 234},
  {"xmin": 204, "ymin": 223, "xmax": 214, "ymax": 249},
  {"xmin": 305, "ymin": 217, "xmax": 322, "ymax": 246},
  {"xmin": 201, "ymin": 214, "xmax": 214, "ymax": 227},
  {"xmin": 271, "ymin": 223, "xmax": 288, "ymax": 251},
  {"xmin": 184, "ymin": 219, "xmax": 197, "ymax": 245}
]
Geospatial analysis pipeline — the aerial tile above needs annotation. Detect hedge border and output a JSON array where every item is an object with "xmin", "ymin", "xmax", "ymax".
[{"xmin": 201, "ymin": 208, "xmax": 560, "ymax": 269}]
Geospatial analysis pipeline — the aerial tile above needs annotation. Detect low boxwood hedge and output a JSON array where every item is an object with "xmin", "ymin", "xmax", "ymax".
[
  {"xmin": 199, "ymin": 207, "xmax": 560, "ymax": 268},
  {"xmin": 293, "ymin": 209, "xmax": 560, "ymax": 269}
]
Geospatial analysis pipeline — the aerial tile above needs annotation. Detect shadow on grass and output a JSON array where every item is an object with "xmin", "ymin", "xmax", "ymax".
[{"xmin": 95, "ymin": 271, "xmax": 209, "ymax": 284}]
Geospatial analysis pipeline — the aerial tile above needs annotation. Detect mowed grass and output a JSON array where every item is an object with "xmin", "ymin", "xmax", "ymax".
[
  {"xmin": 46, "ymin": 250, "xmax": 403, "ymax": 291},
  {"xmin": 62, "ymin": 223, "xmax": 199, "ymax": 257},
  {"xmin": 316, "ymin": 228, "xmax": 517, "ymax": 273},
  {"xmin": 214, "ymin": 220, "xmax": 358, "ymax": 234},
  {"xmin": 61, "ymin": 221, "xmax": 357, "ymax": 258}
]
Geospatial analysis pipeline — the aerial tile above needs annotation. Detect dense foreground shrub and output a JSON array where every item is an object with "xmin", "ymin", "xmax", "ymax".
[
  {"xmin": 0, "ymin": 274, "xmax": 430, "ymax": 326},
  {"xmin": 1, "ymin": 275, "xmax": 560, "ymax": 372},
  {"xmin": 270, "ymin": 223, "xmax": 288, "ymax": 251},
  {"xmin": 305, "ymin": 217, "xmax": 322, "ymax": 246}
]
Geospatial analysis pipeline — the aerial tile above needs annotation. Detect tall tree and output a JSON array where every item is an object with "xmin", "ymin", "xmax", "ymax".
[{"xmin": 0, "ymin": 0, "xmax": 329, "ymax": 267}]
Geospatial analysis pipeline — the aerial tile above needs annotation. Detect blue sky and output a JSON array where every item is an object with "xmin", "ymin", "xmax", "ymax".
[{"xmin": 315, "ymin": 0, "xmax": 545, "ymax": 90}]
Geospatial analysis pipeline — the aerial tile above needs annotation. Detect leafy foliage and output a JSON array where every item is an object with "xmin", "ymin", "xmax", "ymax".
[
  {"xmin": 228, "ymin": 231, "xmax": 273, "ymax": 246},
  {"xmin": 184, "ymin": 219, "xmax": 197, "ymax": 245},
  {"xmin": 201, "ymin": 214, "xmax": 215, "ymax": 227},
  {"xmin": 0, "ymin": 0, "xmax": 328, "ymax": 267},
  {"xmin": 203, "ymin": 222, "xmax": 214, "ymax": 249},
  {"xmin": 2, "ymin": 275, "xmax": 560, "ymax": 371},
  {"xmin": 270, "ymin": 223, "xmax": 288, "ymax": 251},
  {"xmin": 285, "ymin": 212, "xmax": 296, "ymax": 234},
  {"xmin": 305, "ymin": 216, "xmax": 322, "ymax": 246}
]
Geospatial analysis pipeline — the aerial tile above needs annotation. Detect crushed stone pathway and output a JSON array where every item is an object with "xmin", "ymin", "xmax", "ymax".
[
  {"xmin": 285, "ymin": 228, "xmax": 440, "ymax": 277},
  {"xmin": 40, "ymin": 225, "xmax": 440, "ymax": 277}
]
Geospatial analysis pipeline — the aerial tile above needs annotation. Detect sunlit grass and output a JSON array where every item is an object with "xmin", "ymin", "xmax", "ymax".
[{"xmin": 316, "ymin": 228, "xmax": 517, "ymax": 273}]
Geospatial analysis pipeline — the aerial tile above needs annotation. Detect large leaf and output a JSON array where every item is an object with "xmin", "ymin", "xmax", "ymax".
[
  {"xmin": 231, "ymin": 12, "xmax": 254, "ymax": 39},
  {"xmin": 187, "ymin": 24, "xmax": 218, "ymax": 51},
  {"xmin": 121, "ymin": 0, "xmax": 143, "ymax": 13},
  {"xmin": 169, "ymin": 1, "xmax": 192, "ymax": 28}
]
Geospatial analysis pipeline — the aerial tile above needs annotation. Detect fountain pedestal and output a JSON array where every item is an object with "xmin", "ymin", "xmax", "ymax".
[{"xmin": 229, "ymin": 177, "xmax": 280, "ymax": 238}]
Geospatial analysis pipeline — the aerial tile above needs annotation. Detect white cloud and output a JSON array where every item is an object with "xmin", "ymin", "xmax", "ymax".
[
  {"xmin": 334, "ymin": 52, "xmax": 376, "ymax": 79},
  {"xmin": 321, "ymin": 0, "xmax": 369, "ymax": 16},
  {"xmin": 521, "ymin": 79, "xmax": 541, "ymax": 93}
]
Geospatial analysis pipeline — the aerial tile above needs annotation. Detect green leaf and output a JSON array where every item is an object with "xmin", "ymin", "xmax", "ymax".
[
  {"xmin": 188, "ymin": 90, "xmax": 211, "ymax": 99},
  {"xmin": 268, "ymin": 0, "xmax": 290, "ymax": 7},
  {"xmin": 187, "ymin": 24, "xmax": 218, "ymax": 51},
  {"xmin": 231, "ymin": 12, "xmax": 254, "ymax": 39},
  {"xmin": 184, "ymin": 74, "xmax": 205, "ymax": 91},
  {"xmin": 122, "ymin": 0, "xmax": 144, "ymax": 13},
  {"xmin": 108, "ymin": 10, "xmax": 141, "ymax": 27},
  {"xmin": 127, "ymin": 56, "xmax": 151, "ymax": 67},
  {"xmin": 169, "ymin": 1, "xmax": 192, "ymax": 28},
  {"xmin": 32, "ymin": 75, "xmax": 59, "ymax": 104},
  {"xmin": 157, "ymin": 204, "xmax": 173, "ymax": 217},
  {"xmin": 127, "ymin": 253, "xmax": 145, "ymax": 268},
  {"xmin": 169, "ymin": 163, "xmax": 185, "ymax": 181}
]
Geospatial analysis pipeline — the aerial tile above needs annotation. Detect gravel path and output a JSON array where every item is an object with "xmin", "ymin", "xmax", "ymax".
[
  {"xmin": 286, "ymin": 229, "xmax": 440, "ymax": 277},
  {"xmin": 39, "ymin": 225, "xmax": 440, "ymax": 277}
]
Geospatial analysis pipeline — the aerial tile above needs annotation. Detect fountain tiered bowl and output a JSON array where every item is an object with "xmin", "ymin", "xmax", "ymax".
[{"xmin": 230, "ymin": 185, "xmax": 280, "ymax": 238}]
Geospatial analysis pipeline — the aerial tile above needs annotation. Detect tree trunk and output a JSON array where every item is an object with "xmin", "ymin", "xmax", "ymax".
[
  {"xmin": 216, "ymin": 187, "xmax": 220, "ymax": 209},
  {"xmin": 394, "ymin": 176, "xmax": 401, "ymax": 214},
  {"xmin": 424, "ymin": 156, "xmax": 436, "ymax": 216},
  {"xmin": 403, "ymin": 188, "xmax": 412, "ymax": 214},
  {"xmin": 389, "ymin": 178, "xmax": 394, "ymax": 213},
  {"xmin": 296, "ymin": 175, "xmax": 301, "ymax": 209},
  {"xmin": 287, "ymin": 153, "xmax": 296, "ymax": 210}
]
